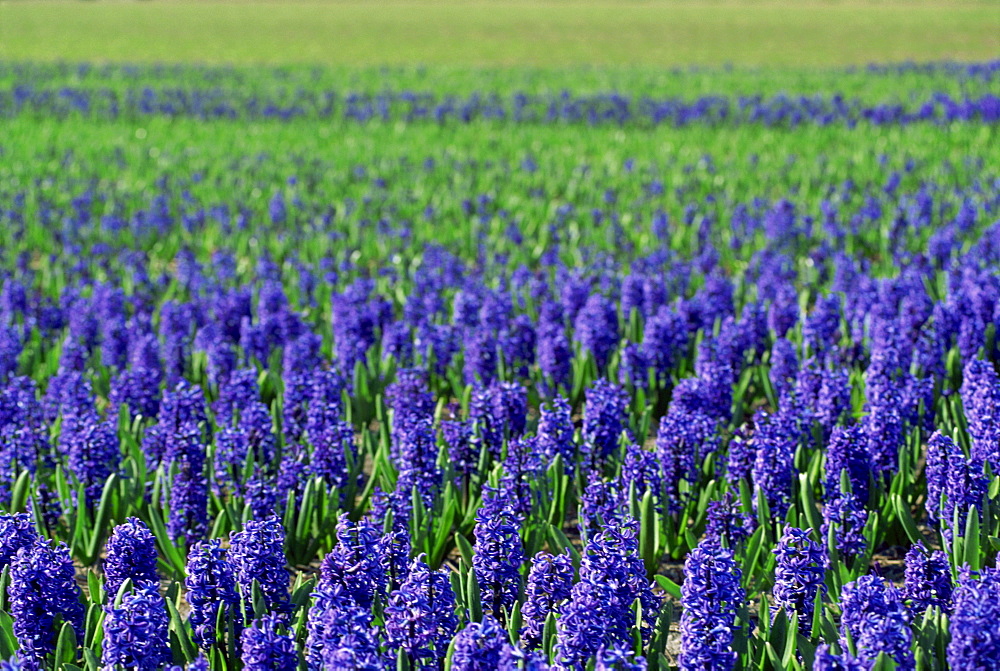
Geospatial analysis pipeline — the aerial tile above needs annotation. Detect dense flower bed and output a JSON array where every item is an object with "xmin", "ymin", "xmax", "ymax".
[{"xmin": 0, "ymin": 60, "xmax": 998, "ymax": 670}]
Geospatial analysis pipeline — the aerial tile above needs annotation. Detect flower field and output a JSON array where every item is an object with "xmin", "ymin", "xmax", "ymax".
[{"xmin": 0, "ymin": 57, "xmax": 999, "ymax": 670}]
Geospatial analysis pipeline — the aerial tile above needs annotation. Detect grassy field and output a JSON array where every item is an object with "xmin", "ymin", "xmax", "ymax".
[{"xmin": 0, "ymin": 0, "xmax": 997, "ymax": 67}]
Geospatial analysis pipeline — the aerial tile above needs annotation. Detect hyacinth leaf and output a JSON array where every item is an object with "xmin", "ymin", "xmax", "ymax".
[
  {"xmin": 547, "ymin": 524, "xmax": 581, "ymax": 567},
  {"xmin": 0, "ymin": 611, "xmax": 14, "ymax": 659},
  {"xmin": 542, "ymin": 611, "xmax": 558, "ymax": 659},
  {"xmin": 165, "ymin": 591, "xmax": 197, "ymax": 662},
  {"xmin": 869, "ymin": 651, "xmax": 897, "ymax": 671},
  {"xmin": 892, "ymin": 493, "xmax": 922, "ymax": 546},
  {"xmin": 84, "ymin": 473, "xmax": 119, "ymax": 563},
  {"xmin": 146, "ymin": 507, "xmax": 187, "ymax": 576},
  {"xmin": 963, "ymin": 507, "xmax": 981, "ymax": 571},
  {"xmin": 251, "ymin": 579, "xmax": 268, "ymax": 620},
  {"xmin": 291, "ymin": 575, "xmax": 315, "ymax": 607},
  {"xmin": 653, "ymin": 574, "xmax": 682, "ymax": 601},
  {"xmin": 430, "ymin": 493, "xmax": 459, "ymax": 566},
  {"xmin": 9, "ymin": 469, "xmax": 31, "ymax": 513},
  {"xmin": 810, "ymin": 590, "xmax": 825, "ymax": 640},
  {"xmin": 639, "ymin": 489, "xmax": 660, "ymax": 577},
  {"xmin": 798, "ymin": 473, "xmax": 822, "ymax": 535},
  {"xmin": 0, "ymin": 566, "xmax": 8, "ymax": 613},
  {"xmin": 466, "ymin": 565, "xmax": 483, "ymax": 623},
  {"xmin": 781, "ymin": 612, "xmax": 800, "ymax": 666},
  {"xmin": 454, "ymin": 532, "xmax": 474, "ymax": 567},
  {"xmin": 83, "ymin": 603, "xmax": 104, "ymax": 649},
  {"xmin": 54, "ymin": 619, "xmax": 79, "ymax": 667},
  {"xmin": 86, "ymin": 570, "xmax": 102, "ymax": 605},
  {"xmin": 507, "ymin": 600, "xmax": 523, "ymax": 646},
  {"xmin": 396, "ymin": 646, "xmax": 410, "ymax": 671},
  {"xmin": 83, "ymin": 647, "xmax": 100, "ymax": 671}
]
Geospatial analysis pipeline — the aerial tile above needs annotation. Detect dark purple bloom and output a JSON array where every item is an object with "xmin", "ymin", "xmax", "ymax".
[
  {"xmin": 820, "ymin": 491, "xmax": 867, "ymax": 563},
  {"xmin": 101, "ymin": 581, "xmax": 171, "ymax": 671},
  {"xmin": 657, "ymin": 408, "xmax": 717, "ymax": 515},
  {"xmin": 903, "ymin": 543, "xmax": 952, "ymax": 614},
  {"xmin": 0, "ymin": 513, "xmax": 38, "ymax": 570},
  {"xmin": 538, "ymin": 325, "xmax": 572, "ymax": 392},
  {"xmin": 751, "ymin": 411, "xmax": 797, "ymax": 518},
  {"xmin": 925, "ymin": 431, "xmax": 988, "ymax": 528},
  {"xmin": 185, "ymin": 539, "xmax": 239, "ymax": 649},
  {"xmin": 240, "ymin": 613, "xmax": 299, "ymax": 671},
  {"xmin": 229, "ymin": 516, "xmax": 292, "ymax": 621},
  {"xmin": 947, "ymin": 567, "xmax": 1000, "ymax": 669},
  {"xmin": 536, "ymin": 395, "xmax": 576, "ymax": 475},
  {"xmin": 702, "ymin": 494, "xmax": 754, "ymax": 547},
  {"xmin": 769, "ymin": 337, "xmax": 798, "ymax": 398},
  {"xmin": 679, "ymin": 539, "xmax": 745, "ymax": 671},
  {"xmin": 468, "ymin": 384, "xmax": 502, "ymax": 460},
  {"xmin": 9, "ymin": 539, "xmax": 84, "ymax": 670},
  {"xmin": 501, "ymin": 314, "xmax": 537, "ymax": 379},
  {"xmin": 580, "ymin": 477, "xmax": 626, "ymax": 533},
  {"xmin": 520, "ymin": 550, "xmax": 574, "ymax": 649},
  {"xmin": 319, "ymin": 513, "xmax": 386, "ymax": 610},
  {"xmin": 384, "ymin": 556, "xmax": 458, "ymax": 664},
  {"xmin": 825, "ymin": 424, "xmax": 871, "ymax": 505},
  {"xmin": 464, "ymin": 326, "xmax": 498, "ymax": 386},
  {"xmin": 104, "ymin": 517, "xmax": 159, "ymax": 599},
  {"xmin": 772, "ymin": 527, "xmax": 826, "ymax": 633},
  {"xmin": 583, "ymin": 379, "xmax": 627, "ymax": 463},
  {"xmin": 595, "ymin": 647, "xmax": 647, "ymax": 671},
  {"xmin": 394, "ymin": 416, "xmax": 441, "ymax": 507},
  {"xmin": 60, "ymin": 409, "xmax": 119, "ymax": 503},
  {"xmin": 574, "ymin": 293, "xmax": 619, "ymax": 372},
  {"xmin": 306, "ymin": 595, "xmax": 382, "ymax": 670},
  {"xmin": 452, "ymin": 615, "xmax": 507, "ymax": 671},
  {"xmin": 803, "ymin": 295, "xmax": 841, "ymax": 356},
  {"xmin": 854, "ymin": 606, "xmax": 914, "ymax": 670},
  {"xmin": 621, "ymin": 443, "xmax": 662, "ymax": 507},
  {"xmin": 813, "ymin": 644, "xmax": 866, "ymax": 671},
  {"xmin": 579, "ymin": 520, "xmax": 660, "ymax": 645},
  {"xmin": 473, "ymin": 487, "xmax": 524, "ymax": 617},
  {"xmin": 619, "ymin": 342, "xmax": 649, "ymax": 390},
  {"xmin": 555, "ymin": 580, "xmax": 623, "ymax": 667},
  {"xmin": 490, "ymin": 381, "xmax": 528, "ymax": 441}
]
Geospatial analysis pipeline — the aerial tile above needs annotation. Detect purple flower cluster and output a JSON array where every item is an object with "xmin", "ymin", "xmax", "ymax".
[{"xmin": 679, "ymin": 539, "xmax": 745, "ymax": 671}]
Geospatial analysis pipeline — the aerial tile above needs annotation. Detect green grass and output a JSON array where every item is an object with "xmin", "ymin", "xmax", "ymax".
[{"xmin": 0, "ymin": 0, "xmax": 997, "ymax": 67}]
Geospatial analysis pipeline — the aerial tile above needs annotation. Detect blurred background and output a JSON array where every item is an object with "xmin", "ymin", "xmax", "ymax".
[{"xmin": 1, "ymin": 0, "xmax": 997, "ymax": 68}]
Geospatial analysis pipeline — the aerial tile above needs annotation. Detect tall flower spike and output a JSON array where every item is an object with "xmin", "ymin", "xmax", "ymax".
[
  {"xmin": 579, "ymin": 519, "xmax": 661, "ymax": 645},
  {"xmin": 8, "ymin": 539, "xmax": 85, "ymax": 670},
  {"xmin": 679, "ymin": 539, "xmax": 745, "ymax": 671},
  {"xmin": 101, "ymin": 581, "xmax": 171, "ymax": 671},
  {"xmin": 813, "ymin": 644, "xmax": 866, "ymax": 671},
  {"xmin": 318, "ymin": 513, "xmax": 386, "ymax": 610},
  {"xmin": 555, "ymin": 579, "xmax": 621, "ymax": 667},
  {"xmin": 948, "ymin": 567, "xmax": 1000, "ymax": 669},
  {"xmin": 0, "ymin": 513, "xmax": 38, "ymax": 570},
  {"xmin": 240, "ymin": 613, "xmax": 299, "ymax": 671},
  {"xmin": 902, "ymin": 543, "xmax": 952, "ymax": 614},
  {"xmin": 451, "ymin": 614, "xmax": 508, "ymax": 671},
  {"xmin": 772, "ymin": 527, "xmax": 826, "ymax": 634},
  {"xmin": 536, "ymin": 395, "xmax": 576, "ymax": 476},
  {"xmin": 185, "ymin": 539, "xmax": 240, "ymax": 649},
  {"xmin": 820, "ymin": 490, "xmax": 867, "ymax": 563},
  {"xmin": 473, "ymin": 486, "xmax": 525, "ymax": 618},
  {"xmin": 384, "ymin": 556, "xmax": 457, "ymax": 664},
  {"xmin": 582, "ymin": 378, "xmax": 628, "ymax": 464},
  {"xmin": 229, "ymin": 516, "xmax": 292, "ymax": 621},
  {"xmin": 104, "ymin": 517, "xmax": 159, "ymax": 599},
  {"xmin": 520, "ymin": 551, "xmax": 574, "ymax": 650}
]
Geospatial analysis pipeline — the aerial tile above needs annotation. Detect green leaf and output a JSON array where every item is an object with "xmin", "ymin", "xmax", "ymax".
[
  {"xmin": 654, "ymin": 574, "xmax": 682, "ymax": 601},
  {"xmin": 54, "ymin": 619, "xmax": 79, "ymax": 667}
]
